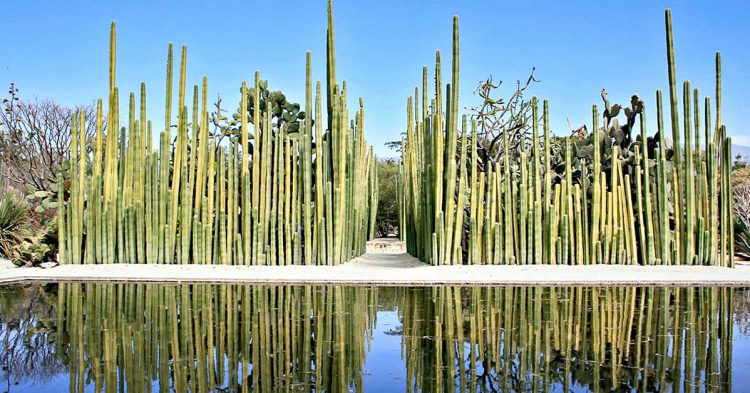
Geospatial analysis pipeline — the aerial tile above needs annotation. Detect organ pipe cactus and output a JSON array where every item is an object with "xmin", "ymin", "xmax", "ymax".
[
  {"xmin": 402, "ymin": 9, "xmax": 734, "ymax": 266},
  {"xmin": 57, "ymin": 1, "xmax": 374, "ymax": 265}
]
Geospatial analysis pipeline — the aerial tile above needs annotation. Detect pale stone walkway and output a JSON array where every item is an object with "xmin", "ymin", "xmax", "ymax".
[{"xmin": 2, "ymin": 246, "xmax": 750, "ymax": 286}]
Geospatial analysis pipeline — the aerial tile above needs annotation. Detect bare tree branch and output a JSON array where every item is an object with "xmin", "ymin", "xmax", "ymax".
[
  {"xmin": 467, "ymin": 69, "xmax": 540, "ymax": 169},
  {"xmin": 0, "ymin": 84, "xmax": 100, "ymax": 192}
]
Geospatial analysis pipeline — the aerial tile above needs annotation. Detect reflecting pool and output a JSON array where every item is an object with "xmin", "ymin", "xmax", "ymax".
[{"xmin": 0, "ymin": 284, "xmax": 747, "ymax": 392}]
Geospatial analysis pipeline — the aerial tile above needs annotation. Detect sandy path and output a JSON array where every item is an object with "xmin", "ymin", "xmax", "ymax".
[{"xmin": 2, "ymin": 252, "xmax": 750, "ymax": 286}]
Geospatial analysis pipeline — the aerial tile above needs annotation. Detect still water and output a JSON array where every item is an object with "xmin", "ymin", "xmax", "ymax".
[{"xmin": 0, "ymin": 284, "xmax": 747, "ymax": 392}]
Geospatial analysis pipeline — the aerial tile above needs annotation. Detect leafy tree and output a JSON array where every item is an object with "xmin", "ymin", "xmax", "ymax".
[{"xmin": 375, "ymin": 158, "xmax": 400, "ymax": 237}]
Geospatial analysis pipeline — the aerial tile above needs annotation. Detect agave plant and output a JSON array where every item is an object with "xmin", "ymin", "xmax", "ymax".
[{"xmin": 0, "ymin": 192, "xmax": 31, "ymax": 260}]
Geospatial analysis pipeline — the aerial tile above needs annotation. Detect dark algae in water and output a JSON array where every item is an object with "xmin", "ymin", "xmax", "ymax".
[{"xmin": 0, "ymin": 284, "xmax": 742, "ymax": 391}]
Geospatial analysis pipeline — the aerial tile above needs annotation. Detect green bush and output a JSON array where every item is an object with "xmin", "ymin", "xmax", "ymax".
[
  {"xmin": 14, "ymin": 237, "xmax": 53, "ymax": 266},
  {"xmin": 733, "ymin": 175, "xmax": 750, "ymax": 259},
  {"xmin": 0, "ymin": 193, "xmax": 32, "ymax": 260},
  {"xmin": 376, "ymin": 158, "xmax": 400, "ymax": 237},
  {"xmin": 0, "ymin": 192, "xmax": 58, "ymax": 266}
]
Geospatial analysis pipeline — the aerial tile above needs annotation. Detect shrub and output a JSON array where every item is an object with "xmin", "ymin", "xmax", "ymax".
[
  {"xmin": 375, "ymin": 158, "xmax": 400, "ymax": 237},
  {"xmin": 14, "ymin": 238, "xmax": 53, "ymax": 266},
  {"xmin": 734, "ymin": 170, "xmax": 750, "ymax": 258},
  {"xmin": 0, "ymin": 193, "xmax": 32, "ymax": 260}
]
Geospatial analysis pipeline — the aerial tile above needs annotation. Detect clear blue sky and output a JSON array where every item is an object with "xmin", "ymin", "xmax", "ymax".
[{"xmin": 1, "ymin": 1, "xmax": 748, "ymax": 158}]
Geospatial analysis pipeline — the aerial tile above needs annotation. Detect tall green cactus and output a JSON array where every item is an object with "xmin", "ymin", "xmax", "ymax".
[
  {"xmin": 58, "ymin": 2, "xmax": 374, "ymax": 266},
  {"xmin": 401, "ymin": 9, "xmax": 734, "ymax": 266}
]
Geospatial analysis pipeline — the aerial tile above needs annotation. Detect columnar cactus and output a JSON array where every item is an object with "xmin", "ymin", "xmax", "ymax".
[
  {"xmin": 401, "ymin": 9, "xmax": 734, "ymax": 266},
  {"xmin": 57, "ymin": 1, "xmax": 375, "ymax": 266}
]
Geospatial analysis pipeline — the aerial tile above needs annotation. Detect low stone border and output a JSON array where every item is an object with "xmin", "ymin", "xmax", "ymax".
[{"xmin": 2, "ymin": 252, "xmax": 750, "ymax": 287}]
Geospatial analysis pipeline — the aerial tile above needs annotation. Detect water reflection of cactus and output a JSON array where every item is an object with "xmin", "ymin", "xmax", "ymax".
[
  {"xmin": 1, "ymin": 284, "xmax": 744, "ymax": 391},
  {"xmin": 55, "ymin": 283, "xmax": 378, "ymax": 392},
  {"xmin": 400, "ymin": 286, "xmax": 734, "ymax": 392}
]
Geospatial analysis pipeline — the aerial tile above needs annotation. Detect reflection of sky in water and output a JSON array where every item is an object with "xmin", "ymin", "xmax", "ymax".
[
  {"xmin": 5, "ymin": 310, "xmax": 410, "ymax": 392},
  {"xmin": 3, "ymin": 285, "xmax": 750, "ymax": 392},
  {"xmin": 734, "ymin": 327, "xmax": 750, "ymax": 393},
  {"xmin": 364, "ymin": 302, "xmax": 750, "ymax": 393},
  {"xmin": 362, "ymin": 309, "xmax": 406, "ymax": 392}
]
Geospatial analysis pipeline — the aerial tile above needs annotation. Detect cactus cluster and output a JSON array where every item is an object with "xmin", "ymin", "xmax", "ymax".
[
  {"xmin": 402, "ymin": 10, "xmax": 734, "ymax": 266},
  {"xmin": 57, "ymin": 2, "xmax": 377, "ymax": 265}
]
